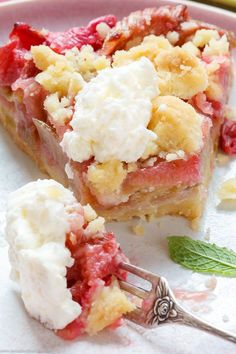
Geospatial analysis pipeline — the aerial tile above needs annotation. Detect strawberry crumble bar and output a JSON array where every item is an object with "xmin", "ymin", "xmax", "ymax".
[
  {"xmin": 6, "ymin": 179, "xmax": 135, "ymax": 339},
  {"xmin": 0, "ymin": 5, "xmax": 234, "ymax": 221}
]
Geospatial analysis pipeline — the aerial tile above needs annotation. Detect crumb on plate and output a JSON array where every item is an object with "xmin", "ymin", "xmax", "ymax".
[
  {"xmin": 222, "ymin": 314, "xmax": 229, "ymax": 323},
  {"xmin": 218, "ymin": 178, "xmax": 236, "ymax": 202},
  {"xmin": 190, "ymin": 217, "xmax": 200, "ymax": 231},
  {"xmin": 205, "ymin": 275, "xmax": 217, "ymax": 291},
  {"xmin": 131, "ymin": 222, "xmax": 145, "ymax": 236},
  {"xmin": 204, "ymin": 227, "xmax": 211, "ymax": 241}
]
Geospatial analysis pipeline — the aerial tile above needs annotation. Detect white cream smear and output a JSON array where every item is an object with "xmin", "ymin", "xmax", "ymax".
[
  {"xmin": 61, "ymin": 57, "xmax": 159, "ymax": 163},
  {"xmin": 5, "ymin": 179, "xmax": 81, "ymax": 330}
]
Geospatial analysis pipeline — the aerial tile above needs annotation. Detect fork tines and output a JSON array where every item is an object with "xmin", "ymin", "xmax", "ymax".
[{"xmin": 119, "ymin": 262, "xmax": 159, "ymax": 298}]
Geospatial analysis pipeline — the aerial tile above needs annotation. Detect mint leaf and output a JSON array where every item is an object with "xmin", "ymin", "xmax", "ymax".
[{"xmin": 168, "ymin": 236, "xmax": 236, "ymax": 277}]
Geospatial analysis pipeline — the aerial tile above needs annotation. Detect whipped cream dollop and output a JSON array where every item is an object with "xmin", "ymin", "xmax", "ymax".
[
  {"xmin": 61, "ymin": 57, "xmax": 158, "ymax": 163},
  {"xmin": 6, "ymin": 179, "xmax": 82, "ymax": 330}
]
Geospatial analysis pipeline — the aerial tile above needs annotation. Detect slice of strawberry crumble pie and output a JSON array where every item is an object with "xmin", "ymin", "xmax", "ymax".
[
  {"xmin": 0, "ymin": 5, "xmax": 235, "ymax": 222},
  {"xmin": 6, "ymin": 179, "xmax": 134, "ymax": 339}
]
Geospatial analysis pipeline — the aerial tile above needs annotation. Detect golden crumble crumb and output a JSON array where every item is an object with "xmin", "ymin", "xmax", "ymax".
[
  {"xmin": 203, "ymin": 35, "xmax": 229, "ymax": 56},
  {"xmin": 166, "ymin": 31, "xmax": 179, "ymax": 45},
  {"xmin": 205, "ymin": 275, "xmax": 217, "ymax": 290},
  {"xmin": 149, "ymin": 96, "xmax": 203, "ymax": 155},
  {"xmin": 190, "ymin": 217, "xmax": 200, "ymax": 231},
  {"xmin": 44, "ymin": 93, "xmax": 72, "ymax": 125},
  {"xmin": 127, "ymin": 162, "xmax": 138, "ymax": 173},
  {"xmin": 35, "ymin": 61, "xmax": 84, "ymax": 97},
  {"xmin": 65, "ymin": 45, "xmax": 110, "ymax": 81},
  {"xmin": 32, "ymin": 44, "xmax": 110, "ymax": 98},
  {"xmin": 31, "ymin": 45, "xmax": 67, "ymax": 70},
  {"xmin": 192, "ymin": 29, "xmax": 220, "ymax": 48},
  {"xmin": 224, "ymin": 105, "xmax": 236, "ymax": 121},
  {"xmin": 83, "ymin": 204, "xmax": 97, "ymax": 222},
  {"xmin": 131, "ymin": 222, "xmax": 145, "ymax": 236},
  {"xmin": 218, "ymin": 178, "xmax": 236, "ymax": 202},
  {"xmin": 86, "ymin": 280, "xmax": 135, "ymax": 335},
  {"xmin": 205, "ymin": 60, "xmax": 223, "ymax": 101},
  {"xmin": 204, "ymin": 227, "xmax": 211, "ymax": 241},
  {"xmin": 155, "ymin": 46, "xmax": 208, "ymax": 99},
  {"xmin": 112, "ymin": 35, "xmax": 172, "ymax": 67},
  {"xmin": 87, "ymin": 160, "xmax": 127, "ymax": 194},
  {"xmin": 181, "ymin": 41, "xmax": 200, "ymax": 57},
  {"xmin": 85, "ymin": 216, "xmax": 105, "ymax": 236}
]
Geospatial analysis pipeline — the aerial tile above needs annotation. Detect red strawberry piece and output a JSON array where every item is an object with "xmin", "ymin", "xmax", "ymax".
[
  {"xmin": 0, "ymin": 41, "xmax": 28, "ymax": 86},
  {"xmin": 47, "ymin": 27, "xmax": 101, "ymax": 53},
  {"xmin": 9, "ymin": 22, "xmax": 46, "ymax": 50},
  {"xmin": 125, "ymin": 155, "xmax": 201, "ymax": 189},
  {"xmin": 46, "ymin": 15, "xmax": 117, "ymax": 54},
  {"xmin": 220, "ymin": 118, "xmax": 236, "ymax": 155},
  {"xmin": 56, "ymin": 318, "xmax": 85, "ymax": 340}
]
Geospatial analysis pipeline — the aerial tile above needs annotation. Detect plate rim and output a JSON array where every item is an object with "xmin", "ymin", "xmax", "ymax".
[{"xmin": 0, "ymin": 0, "xmax": 236, "ymax": 21}]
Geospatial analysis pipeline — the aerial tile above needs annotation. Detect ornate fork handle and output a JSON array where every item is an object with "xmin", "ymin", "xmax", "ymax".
[{"xmin": 147, "ymin": 277, "xmax": 236, "ymax": 344}]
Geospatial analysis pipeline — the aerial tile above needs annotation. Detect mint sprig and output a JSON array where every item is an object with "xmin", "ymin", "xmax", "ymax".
[{"xmin": 168, "ymin": 236, "xmax": 236, "ymax": 277}]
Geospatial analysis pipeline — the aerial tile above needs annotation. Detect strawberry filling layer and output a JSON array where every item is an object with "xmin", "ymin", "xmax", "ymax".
[
  {"xmin": 57, "ymin": 229, "xmax": 127, "ymax": 340},
  {"xmin": 220, "ymin": 118, "xmax": 236, "ymax": 155},
  {"xmin": 125, "ymin": 155, "xmax": 201, "ymax": 190}
]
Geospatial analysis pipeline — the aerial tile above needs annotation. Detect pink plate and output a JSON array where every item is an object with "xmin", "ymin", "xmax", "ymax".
[{"xmin": 0, "ymin": 0, "xmax": 236, "ymax": 44}]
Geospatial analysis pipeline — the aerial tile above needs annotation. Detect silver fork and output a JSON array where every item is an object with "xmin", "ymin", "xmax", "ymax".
[{"xmin": 119, "ymin": 262, "xmax": 236, "ymax": 344}]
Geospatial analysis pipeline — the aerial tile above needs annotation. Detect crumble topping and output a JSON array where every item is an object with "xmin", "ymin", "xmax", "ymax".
[
  {"xmin": 65, "ymin": 45, "xmax": 110, "ymax": 81},
  {"xmin": 166, "ymin": 31, "xmax": 179, "ymax": 45},
  {"xmin": 86, "ymin": 279, "xmax": 135, "ymax": 335},
  {"xmin": 149, "ymin": 96, "xmax": 203, "ymax": 155},
  {"xmin": 203, "ymin": 35, "xmax": 229, "ymax": 56},
  {"xmin": 181, "ymin": 41, "xmax": 200, "ymax": 57},
  {"xmin": 31, "ymin": 45, "xmax": 85, "ymax": 97},
  {"xmin": 112, "ymin": 35, "xmax": 172, "ymax": 67},
  {"xmin": 155, "ymin": 46, "xmax": 208, "ymax": 99},
  {"xmin": 205, "ymin": 60, "xmax": 222, "ymax": 101},
  {"xmin": 131, "ymin": 222, "xmax": 145, "ymax": 236},
  {"xmin": 86, "ymin": 160, "xmax": 130, "ymax": 206},
  {"xmin": 159, "ymin": 150, "xmax": 186, "ymax": 162},
  {"xmin": 84, "ymin": 216, "xmax": 105, "ymax": 237},
  {"xmin": 44, "ymin": 93, "xmax": 72, "ymax": 125},
  {"xmin": 142, "ymin": 157, "xmax": 157, "ymax": 167},
  {"xmin": 180, "ymin": 21, "xmax": 198, "ymax": 31},
  {"xmin": 87, "ymin": 160, "xmax": 127, "ymax": 194},
  {"xmin": 31, "ymin": 44, "xmax": 110, "ymax": 97},
  {"xmin": 83, "ymin": 204, "xmax": 98, "ymax": 222},
  {"xmin": 192, "ymin": 29, "xmax": 220, "ymax": 48}
]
